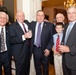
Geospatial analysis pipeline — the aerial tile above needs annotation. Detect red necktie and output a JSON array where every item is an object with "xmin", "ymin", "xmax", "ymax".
[
  {"xmin": 22, "ymin": 24, "xmax": 27, "ymax": 33},
  {"xmin": 56, "ymin": 35, "xmax": 60, "ymax": 52}
]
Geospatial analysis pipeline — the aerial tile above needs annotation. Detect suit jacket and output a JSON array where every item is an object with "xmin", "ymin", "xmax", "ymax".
[
  {"xmin": 30, "ymin": 21, "xmax": 53, "ymax": 56},
  {"xmin": 0, "ymin": 25, "xmax": 11, "ymax": 60},
  {"xmin": 9, "ymin": 20, "xmax": 30, "ymax": 61},
  {"xmin": 62, "ymin": 22, "xmax": 76, "ymax": 70}
]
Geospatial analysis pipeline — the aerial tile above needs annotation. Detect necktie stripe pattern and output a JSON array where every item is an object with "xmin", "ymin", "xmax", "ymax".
[
  {"xmin": 56, "ymin": 35, "xmax": 60, "ymax": 52},
  {"xmin": 1, "ymin": 28, "xmax": 5, "ymax": 51}
]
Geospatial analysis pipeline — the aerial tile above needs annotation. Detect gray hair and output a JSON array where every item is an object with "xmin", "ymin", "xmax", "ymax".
[{"xmin": 67, "ymin": 6, "xmax": 76, "ymax": 12}]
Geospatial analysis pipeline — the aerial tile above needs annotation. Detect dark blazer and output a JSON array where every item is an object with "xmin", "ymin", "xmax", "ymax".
[
  {"xmin": 62, "ymin": 22, "xmax": 76, "ymax": 70},
  {"xmin": 9, "ymin": 20, "xmax": 30, "ymax": 61},
  {"xmin": 30, "ymin": 21, "xmax": 53, "ymax": 56},
  {"xmin": 0, "ymin": 25, "xmax": 11, "ymax": 60},
  {"xmin": 9, "ymin": 20, "xmax": 30, "ymax": 75}
]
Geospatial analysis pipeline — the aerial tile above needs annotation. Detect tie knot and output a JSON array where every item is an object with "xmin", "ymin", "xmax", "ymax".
[
  {"xmin": 39, "ymin": 23, "xmax": 41, "ymax": 25},
  {"xmin": 1, "ymin": 28, "xmax": 4, "ymax": 32},
  {"xmin": 1, "ymin": 27, "xmax": 3, "ymax": 30},
  {"xmin": 22, "ymin": 23, "xmax": 24, "ymax": 25},
  {"xmin": 57, "ymin": 35, "xmax": 59, "ymax": 38},
  {"xmin": 69, "ymin": 22, "xmax": 73, "ymax": 26}
]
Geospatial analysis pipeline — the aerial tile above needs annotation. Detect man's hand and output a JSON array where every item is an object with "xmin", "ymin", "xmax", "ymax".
[
  {"xmin": 59, "ymin": 45, "xmax": 70, "ymax": 53},
  {"xmin": 24, "ymin": 31, "xmax": 32, "ymax": 39},
  {"xmin": 44, "ymin": 49, "xmax": 50, "ymax": 56}
]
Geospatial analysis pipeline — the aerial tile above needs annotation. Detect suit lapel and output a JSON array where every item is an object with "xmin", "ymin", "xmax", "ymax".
[
  {"xmin": 0, "ymin": 31, "xmax": 1, "ymax": 50},
  {"xmin": 63, "ymin": 25, "xmax": 68, "ymax": 43},
  {"xmin": 66, "ymin": 23, "xmax": 76, "ymax": 44},
  {"xmin": 5, "ymin": 26, "xmax": 8, "ymax": 44},
  {"xmin": 41, "ymin": 22, "xmax": 47, "ymax": 36},
  {"xmin": 33, "ymin": 22, "xmax": 36, "ymax": 39},
  {"xmin": 16, "ymin": 22, "xmax": 24, "ymax": 34}
]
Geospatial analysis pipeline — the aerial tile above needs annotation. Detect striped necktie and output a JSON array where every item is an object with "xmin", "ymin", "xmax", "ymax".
[{"xmin": 56, "ymin": 35, "xmax": 60, "ymax": 52}]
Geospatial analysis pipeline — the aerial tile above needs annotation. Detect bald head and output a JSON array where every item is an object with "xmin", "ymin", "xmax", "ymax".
[
  {"xmin": 15, "ymin": 11, "xmax": 25, "ymax": 23},
  {"xmin": 56, "ymin": 13, "xmax": 65, "ymax": 22}
]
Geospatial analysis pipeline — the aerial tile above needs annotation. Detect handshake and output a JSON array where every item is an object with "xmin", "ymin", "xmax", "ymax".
[{"xmin": 24, "ymin": 30, "xmax": 32, "ymax": 39}]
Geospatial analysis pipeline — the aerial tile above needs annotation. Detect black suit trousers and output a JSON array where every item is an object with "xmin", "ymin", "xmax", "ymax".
[
  {"xmin": 33, "ymin": 46, "xmax": 49, "ymax": 75},
  {"xmin": 0, "ymin": 51, "xmax": 11, "ymax": 75},
  {"xmin": 62, "ymin": 55, "xmax": 76, "ymax": 75}
]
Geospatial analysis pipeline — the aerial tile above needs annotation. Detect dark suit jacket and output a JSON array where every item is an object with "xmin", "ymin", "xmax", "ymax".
[
  {"xmin": 0, "ymin": 25, "xmax": 11, "ymax": 60},
  {"xmin": 9, "ymin": 20, "xmax": 30, "ymax": 62},
  {"xmin": 30, "ymin": 21, "xmax": 53, "ymax": 56},
  {"xmin": 62, "ymin": 22, "xmax": 76, "ymax": 70}
]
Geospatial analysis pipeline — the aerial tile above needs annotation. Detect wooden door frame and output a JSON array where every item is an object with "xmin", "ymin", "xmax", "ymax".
[{"xmin": 14, "ymin": 0, "xmax": 17, "ymax": 21}]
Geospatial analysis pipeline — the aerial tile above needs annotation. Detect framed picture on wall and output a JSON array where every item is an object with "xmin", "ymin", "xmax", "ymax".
[{"xmin": 3, "ymin": 0, "xmax": 17, "ymax": 23}]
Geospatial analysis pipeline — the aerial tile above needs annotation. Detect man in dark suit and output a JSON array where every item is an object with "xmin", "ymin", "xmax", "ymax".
[
  {"xmin": 9, "ymin": 11, "xmax": 32, "ymax": 75},
  {"xmin": 0, "ymin": 12, "xmax": 11, "ymax": 75},
  {"xmin": 59, "ymin": 6, "xmax": 76, "ymax": 75},
  {"xmin": 30, "ymin": 10, "xmax": 53, "ymax": 75}
]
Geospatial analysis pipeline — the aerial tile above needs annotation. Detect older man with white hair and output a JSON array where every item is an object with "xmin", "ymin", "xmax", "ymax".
[
  {"xmin": 0, "ymin": 12, "xmax": 11, "ymax": 75},
  {"xmin": 9, "ymin": 11, "xmax": 32, "ymax": 75}
]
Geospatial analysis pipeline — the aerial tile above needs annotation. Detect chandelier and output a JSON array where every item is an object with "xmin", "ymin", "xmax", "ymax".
[{"xmin": 64, "ymin": 0, "xmax": 76, "ymax": 9}]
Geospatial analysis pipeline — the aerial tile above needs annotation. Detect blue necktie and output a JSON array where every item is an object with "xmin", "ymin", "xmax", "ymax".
[
  {"xmin": 64, "ymin": 22, "xmax": 73, "ymax": 45},
  {"xmin": 35, "ymin": 23, "xmax": 41, "ymax": 47}
]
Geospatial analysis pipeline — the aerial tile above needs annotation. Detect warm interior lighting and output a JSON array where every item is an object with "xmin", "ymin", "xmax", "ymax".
[
  {"xmin": 41, "ymin": 0, "xmax": 48, "ymax": 1},
  {"xmin": 64, "ymin": 0, "xmax": 76, "ymax": 9}
]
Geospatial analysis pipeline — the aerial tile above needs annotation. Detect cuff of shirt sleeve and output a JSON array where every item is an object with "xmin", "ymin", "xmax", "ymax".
[{"xmin": 22, "ymin": 35, "xmax": 26, "ymax": 41}]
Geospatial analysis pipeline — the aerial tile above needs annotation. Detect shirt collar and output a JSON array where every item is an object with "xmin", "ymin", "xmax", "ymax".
[
  {"xmin": 69, "ymin": 20, "xmax": 76, "ymax": 25},
  {"xmin": 0, "ymin": 26, "xmax": 5, "ymax": 29},
  {"xmin": 57, "ymin": 31, "xmax": 63, "ymax": 36}
]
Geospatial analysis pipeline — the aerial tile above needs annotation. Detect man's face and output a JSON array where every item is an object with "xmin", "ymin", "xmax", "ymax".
[
  {"xmin": 36, "ymin": 11, "xmax": 45, "ymax": 23},
  {"xmin": 16, "ymin": 12, "xmax": 25, "ymax": 23},
  {"xmin": 67, "ymin": 7, "xmax": 76, "ymax": 22},
  {"xmin": 56, "ymin": 14, "xmax": 64, "ymax": 22},
  {"xmin": 0, "ymin": 13, "xmax": 7, "ymax": 27}
]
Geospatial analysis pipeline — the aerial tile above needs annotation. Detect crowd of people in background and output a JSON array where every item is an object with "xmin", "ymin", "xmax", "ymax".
[{"xmin": 0, "ymin": 3, "xmax": 76, "ymax": 75}]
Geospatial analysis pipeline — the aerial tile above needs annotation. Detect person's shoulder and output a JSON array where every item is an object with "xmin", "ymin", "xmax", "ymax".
[
  {"xmin": 44, "ymin": 21, "xmax": 53, "ymax": 25},
  {"xmin": 44, "ymin": 21, "xmax": 52, "ymax": 24},
  {"xmin": 24, "ymin": 20, "xmax": 30, "ymax": 25},
  {"xmin": 31, "ymin": 21, "xmax": 36, "ymax": 23},
  {"xmin": 9, "ymin": 22, "xmax": 17, "ymax": 28},
  {"xmin": 30, "ymin": 21, "xmax": 36, "ymax": 25}
]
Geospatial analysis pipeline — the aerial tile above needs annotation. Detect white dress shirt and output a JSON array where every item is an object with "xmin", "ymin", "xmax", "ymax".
[{"xmin": 18, "ymin": 22, "xmax": 29, "ymax": 41}]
